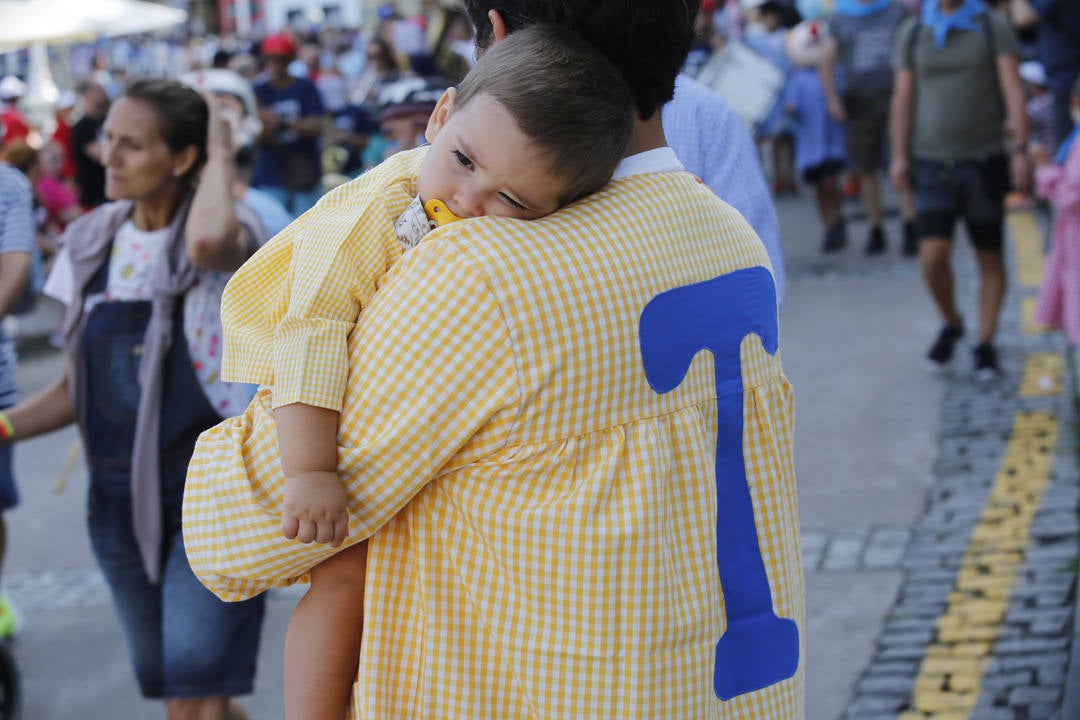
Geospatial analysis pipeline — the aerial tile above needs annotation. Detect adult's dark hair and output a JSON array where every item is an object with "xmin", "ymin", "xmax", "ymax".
[
  {"xmin": 455, "ymin": 24, "xmax": 633, "ymax": 204},
  {"xmin": 463, "ymin": 0, "xmax": 700, "ymax": 120},
  {"xmin": 122, "ymin": 78, "xmax": 209, "ymax": 187}
]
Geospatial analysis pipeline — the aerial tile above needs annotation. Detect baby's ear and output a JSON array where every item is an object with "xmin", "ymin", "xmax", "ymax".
[{"xmin": 424, "ymin": 88, "xmax": 457, "ymax": 143}]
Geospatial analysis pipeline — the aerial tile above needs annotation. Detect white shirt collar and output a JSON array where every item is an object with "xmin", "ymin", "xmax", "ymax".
[{"xmin": 612, "ymin": 147, "xmax": 685, "ymax": 180}]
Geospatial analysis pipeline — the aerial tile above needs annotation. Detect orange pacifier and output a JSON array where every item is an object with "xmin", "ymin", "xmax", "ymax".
[{"xmin": 424, "ymin": 198, "xmax": 464, "ymax": 227}]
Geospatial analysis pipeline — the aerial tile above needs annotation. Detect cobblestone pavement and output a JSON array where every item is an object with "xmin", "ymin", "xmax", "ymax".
[{"xmin": 837, "ymin": 208, "xmax": 1080, "ymax": 720}]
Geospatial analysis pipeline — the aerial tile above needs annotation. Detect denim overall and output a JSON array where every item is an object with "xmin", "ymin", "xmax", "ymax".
[{"xmin": 80, "ymin": 259, "xmax": 265, "ymax": 699}]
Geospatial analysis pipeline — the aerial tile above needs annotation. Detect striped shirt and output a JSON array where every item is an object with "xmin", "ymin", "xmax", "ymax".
[
  {"xmin": 0, "ymin": 164, "xmax": 35, "ymax": 406},
  {"xmin": 184, "ymin": 148, "xmax": 805, "ymax": 718}
]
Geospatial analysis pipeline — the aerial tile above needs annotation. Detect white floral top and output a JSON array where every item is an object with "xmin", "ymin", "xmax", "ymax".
[{"xmin": 44, "ymin": 220, "xmax": 257, "ymax": 417}]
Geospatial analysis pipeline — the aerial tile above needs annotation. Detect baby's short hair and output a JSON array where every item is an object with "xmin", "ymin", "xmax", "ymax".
[{"xmin": 454, "ymin": 24, "xmax": 634, "ymax": 204}]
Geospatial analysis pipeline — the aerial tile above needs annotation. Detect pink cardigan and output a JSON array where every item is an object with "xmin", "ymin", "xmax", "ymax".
[{"xmin": 1035, "ymin": 140, "xmax": 1080, "ymax": 345}]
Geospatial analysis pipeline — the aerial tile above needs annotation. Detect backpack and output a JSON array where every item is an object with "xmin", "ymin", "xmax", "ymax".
[{"xmin": 904, "ymin": 11, "xmax": 1004, "ymax": 120}]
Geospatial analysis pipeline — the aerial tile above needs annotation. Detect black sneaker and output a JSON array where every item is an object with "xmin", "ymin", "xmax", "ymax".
[
  {"xmin": 926, "ymin": 322, "xmax": 964, "ymax": 371},
  {"xmin": 973, "ymin": 343, "xmax": 1000, "ymax": 382},
  {"xmin": 865, "ymin": 225, "xmax": 887, "ymax": 256},
  {"xmin": 902, "ymin": 220, "xmax": 918, "ymax": 257},
  {"xmin": 822, "ymin": 220, "xmax": 847, "ymax": 253}
]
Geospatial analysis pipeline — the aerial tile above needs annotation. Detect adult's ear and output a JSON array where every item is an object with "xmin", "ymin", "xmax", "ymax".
[
  {"xmin": 424, "ymin": 87, "xmax": 457, "ymax": 143},
  {"xmin": 487, "ymin": 9, "xmax": 509, "ymax": 44},
  {"xmin": 172, "ymin": 144, "xmax": 200, "ymax": 180}
]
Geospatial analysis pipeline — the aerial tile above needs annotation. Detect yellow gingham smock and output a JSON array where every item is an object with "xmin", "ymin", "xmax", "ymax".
[
  {"xmin": 184, "ymin": 148, "xmax": 805, "ymax": 718},
  {"xmin": 218, "ymin": 148, "xmax": 425, "ymax": 410}
]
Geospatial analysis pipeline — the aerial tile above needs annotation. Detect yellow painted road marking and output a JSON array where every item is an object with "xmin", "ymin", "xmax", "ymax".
[
  {"xmin": 906, "ymin": 409, "xmax": 1060, "ymax": 718},
  {"xmin": 1021, "ymin": 297, "xmax": 1048, "ymax": 336},
  {"xmin": 1007, "ymin": 210, "xmax": 1045, "ymax": 290},
  {"xmin": 1019, "ymin": 353, "xmax": 1064, "ymax": 397}
]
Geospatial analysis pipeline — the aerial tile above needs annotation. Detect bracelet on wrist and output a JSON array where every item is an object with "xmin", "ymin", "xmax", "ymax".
[{"xmin": 0, "ymin": 411, "xmax": 14, "ymax": 441}]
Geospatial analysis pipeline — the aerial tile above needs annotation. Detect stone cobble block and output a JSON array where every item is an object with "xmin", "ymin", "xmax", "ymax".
[
  {"xmin": 1008, "ymin": 685, "xmax": 1061, "ymax": 706},
  {"xmin": 858, "ymin": 676, "xmax": 915, "ymax": 695},
  {"xmin": 880, "ymin": 629, "xmax": 935, "ymax": 647},
  {"xmin": 987, "ymin": 652, "xmax": 1068, "ymax": 673},
  {"xmin": 1036, "ymin": 663, "xmax": 1066, "ymax": 687},
  {"xmin": 979, "ymin": 670, "xmax": 1034, "ymax": 694},
  {"xmin": 878, "ymin": 645, "xmax": 932, "ymax": 661},
  {"xmin": 883, "ymin": 618, "xmax": 938, "ymax": 634},
  {"xmin": 1029, "ymin": 702, "xmax": 1059, "ymax": 719},
  {"xmin": 864, "ymin": 660, "xmax": 920, "ymax": 678}
]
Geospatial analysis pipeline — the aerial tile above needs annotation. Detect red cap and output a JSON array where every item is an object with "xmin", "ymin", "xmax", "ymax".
[
  {"xmin": 261, "ymin": 33, "xmax": 296, "ymax": 57},
  {"xmin": 701, "ymin": 0, "xmax": 719, "ymax": 11}
]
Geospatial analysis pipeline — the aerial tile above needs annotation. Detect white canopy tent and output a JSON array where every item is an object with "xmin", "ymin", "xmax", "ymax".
[
  {"xmin": 0, "ymin": 0, "xmax": 187, "ymax": 51},
  {"xmin": 0, "ymin": 0, "xmax": 187, "ymax": 132}
]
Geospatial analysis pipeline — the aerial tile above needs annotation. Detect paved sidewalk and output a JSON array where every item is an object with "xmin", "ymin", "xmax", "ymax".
[{"xmin": 779, "ymin": 192, "xmax": 1079, "ymax": 719}]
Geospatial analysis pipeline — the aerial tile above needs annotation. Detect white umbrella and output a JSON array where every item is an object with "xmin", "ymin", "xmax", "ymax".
[
  {"xmin": 0, "ymin": 0, "xmax": 187, "ymax": 51},
  {"xmin": 0, "ymin": 0, "xmax": 187, "ymax": 135}
]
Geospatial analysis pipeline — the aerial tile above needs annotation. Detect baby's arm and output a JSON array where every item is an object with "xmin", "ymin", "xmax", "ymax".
[{"xmin": 276, "ymin": 402, "xmax": 348, "ymax": 546}]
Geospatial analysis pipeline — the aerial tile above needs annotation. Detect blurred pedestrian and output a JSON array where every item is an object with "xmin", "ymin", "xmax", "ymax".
[
  {"xmin": 350, "ymin": 37, "xmax": 400, "ymax": 109},
  {"xmin": 1033, "ymin": 76, "xmax": 1080, "ymax": 344},
  {"xmin": 785, "ymin": 19, "xmax": 850, "ymax": 252},
  {"xmin": 1025, "ymin": 0, "xmax": 1080, "ymax": 147},
  {"xmin": 745, "ymin": 0, "xmax": 798, "ymax": 195},
  {"xmin": 252, "ymin": 33, "xmax": 327, "ymax": 217},
  {"xmin": 820, "ymin": 0, "xmax": 916, "ymax": 255},
  {"xmin": 34, "ymin": 143, "xmax": 82, "ymax": 239},
  {"xmin": 71, "ymin": 79, "xmax": 110, "ymax": 210},
  {"xmin": 890, "ymin": 0, "xmax": 1029, "ymax": 380},
  {"xmin": 0, "ymin": 79, "xmax": 267, "ymax": 720},
  {"xmin": 51, "ymin": 91, "xmax": 79, "ymax": 181},
  {"xmin": 1020, "ymin": 61, "xmax": 1057, "ymax": 156},
  {"xmin": 0, "ymin": 76, "xmax": 30, "ymax": 147},
  {"xmin": 0, "ymin": 156, "xmax": 34, "ymax": 640},
  {"xmin": 374, "ymin": 76, "xmax": 448, "ymax": 158},
  {"xmin": 664, "ymin": 73, "xmax": 788, "ymax": 304}
]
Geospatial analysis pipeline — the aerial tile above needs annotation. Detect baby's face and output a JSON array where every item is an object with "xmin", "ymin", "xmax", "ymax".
[{"xmin": 418, "ymin": 92, "xmax": 568, "ymax": 221}]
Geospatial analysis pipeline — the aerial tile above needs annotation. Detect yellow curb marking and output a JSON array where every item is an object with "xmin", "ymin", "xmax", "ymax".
[
  {"xmin": 1019, "ymin": 353, "xmax": 1064, "ymax": 397},
  {"xmin": 1021, "ymin": 297, "xmax": 1048, "ymax": 336},
  {"xmin": 1007, "ymin": 210, "xmax": 1045, "ymax": 290},
  {"xmin": 908, "ymin": 410, "xmax": 1059, "ymax": 718}
]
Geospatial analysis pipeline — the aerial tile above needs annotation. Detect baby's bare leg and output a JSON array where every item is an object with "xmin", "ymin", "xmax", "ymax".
[{"xmin": 284, "ymin": 541, "xmax": 368, "ymax": 720}]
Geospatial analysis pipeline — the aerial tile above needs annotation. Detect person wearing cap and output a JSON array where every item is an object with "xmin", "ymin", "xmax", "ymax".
[
  {"xmin": 1020, "ymin": 60, "xmax": 1057, "ymax": 156},
  {"xmin": 784, "ymin": 19, "xmax": 850, "ymax": 252},
  {"xmin": 252, "ymin": 33, "xmax": 327, "ymax": 218},
  {"xmin": 0, "ymin": 76, "xmax": 30, "ymax": 147},
  {"xmin": 373, "ymin": 76, "xmax": 448, "ymax": 159},
  {"xmin": 183, "ymin": 68, "xmax": 292, "ymax": 238},
  {"xmin": 51, "ymin": 91, "xmax": 79, "ymax": 181}
]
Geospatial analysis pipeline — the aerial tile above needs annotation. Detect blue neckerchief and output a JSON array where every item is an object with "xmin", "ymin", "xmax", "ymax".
[
  {"xmin": 922, "ymin": 0, "xmax": 987, "ymax": 48},
  {"xmin": 1055, "ymin": 123, "xmax": 1080, "ymax": 166},
  {"xmin": 835, "ymin": 0, "xmax": 892, "ymax": 17}
]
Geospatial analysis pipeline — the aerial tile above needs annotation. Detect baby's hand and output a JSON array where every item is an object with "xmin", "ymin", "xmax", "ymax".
[{"xmin": 281, "ymin": 471, "xmax": 349, "ymax": 546}]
